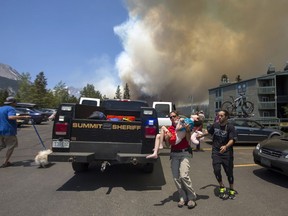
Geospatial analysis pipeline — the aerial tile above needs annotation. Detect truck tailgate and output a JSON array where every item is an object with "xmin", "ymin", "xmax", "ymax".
[{"xmin": 71, "ymin": 119, "xmax": 142, "ymax": 142}]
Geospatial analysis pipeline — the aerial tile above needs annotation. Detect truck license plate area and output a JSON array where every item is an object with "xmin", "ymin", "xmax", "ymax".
[{"xmin": 52, "ymin": 140, "xmax": 70, "ymax": 148}]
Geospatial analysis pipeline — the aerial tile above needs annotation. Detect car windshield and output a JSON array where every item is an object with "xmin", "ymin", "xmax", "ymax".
[
  {"xmin": 247, "ymin": 121, "xmax": 262, "ymax": 128},
  {"xmin": 16, "ymin": 108, "xmax": 36, "ymax": 113},
  {"xmin": 32, "ymin": 108, "xmax": 43, "ymax": 113}
]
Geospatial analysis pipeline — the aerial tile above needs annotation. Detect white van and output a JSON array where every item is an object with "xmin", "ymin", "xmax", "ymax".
[
  {"xmin": 152, "ymin": 101, "xmax": 175, "ymax": 128},
  {"xmin": 79, "ymin": 97, "xmax": 100, "ymax": 106}
]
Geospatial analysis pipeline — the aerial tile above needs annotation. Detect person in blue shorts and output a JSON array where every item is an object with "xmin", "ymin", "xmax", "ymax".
[{"xmin": 0, "ymin": 97, "xmax": 30, "ymax": 168}]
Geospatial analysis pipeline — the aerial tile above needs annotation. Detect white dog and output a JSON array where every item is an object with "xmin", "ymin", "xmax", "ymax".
[{"xmin": 35, "ymin": 149, "xmax": 52, "ymax": 168}]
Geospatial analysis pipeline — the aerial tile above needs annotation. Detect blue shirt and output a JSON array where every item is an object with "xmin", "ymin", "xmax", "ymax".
[{"xmin": 0, "ymin": 105, "xmax": 17, "ymax": 136}]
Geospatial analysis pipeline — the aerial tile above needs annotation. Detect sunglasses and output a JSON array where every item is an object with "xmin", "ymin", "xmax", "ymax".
[{"xmin": 169, "ymin": 115, "xmax": 177, "ymax": 119}]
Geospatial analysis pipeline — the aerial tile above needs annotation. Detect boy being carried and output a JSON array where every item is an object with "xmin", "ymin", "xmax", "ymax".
[{"xmin": 146, "ymin": 117, "xmax": 194, "ymax": 159}]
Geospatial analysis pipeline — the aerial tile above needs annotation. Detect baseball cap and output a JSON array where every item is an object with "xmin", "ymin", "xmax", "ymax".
[{"xmin": 4, "ymin": 96, "xmax": 17, "ymax": 105}]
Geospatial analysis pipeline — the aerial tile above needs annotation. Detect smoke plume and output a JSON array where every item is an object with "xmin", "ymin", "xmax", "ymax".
[{"xmin": 114, "ymin": 0, "xmax": 288, "ymax": 104}]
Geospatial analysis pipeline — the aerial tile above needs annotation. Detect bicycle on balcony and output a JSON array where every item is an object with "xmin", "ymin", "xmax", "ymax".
[{"xmin": 221, "ymin": 94, "xmax": 254, "ymax": 117}]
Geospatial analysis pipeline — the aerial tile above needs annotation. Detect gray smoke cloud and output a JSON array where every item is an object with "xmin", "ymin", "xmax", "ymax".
[{"xmin": 114, "ymin": 0, "xmax": 288, "ymax": 105}]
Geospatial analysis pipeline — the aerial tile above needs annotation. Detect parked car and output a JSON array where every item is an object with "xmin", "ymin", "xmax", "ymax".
[
  {"xmin": 16, "ymin": 103, "xmax": 48, "ymax": 122},
  {"xmin": 15, "ymin": 107, "xmax": 43, "ymax": 124},
  {"xmin": 253, "ymin": 134, "xmax": 288, "ymax": 176},
  {"xmin": 15, "ymin": 109, "xmax": 29, "ymax": 127},
  {"xmin": 39, "ymin": 108, "xmax": 56, "ymax": 120},
  {"xmin": 207, "ymin": 118, "xmax": 284, "ymax": 144},
  {"xmin": 32, "ymin": 108, "xmax": 49, "ymax": 122}
]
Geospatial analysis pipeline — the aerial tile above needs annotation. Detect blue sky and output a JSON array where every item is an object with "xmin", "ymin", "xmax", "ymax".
[
  {"xmin": 0, "ymin": 0, "xmax": 128, "ymax": 95},
  {"xmin": 1, "ymin": 1, "xmax": 288, "ymax": 103}
]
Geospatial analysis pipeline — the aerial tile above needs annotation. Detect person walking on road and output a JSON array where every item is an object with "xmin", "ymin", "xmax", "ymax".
[
  {"xmin": 166, "ymin": 111, "xmax": 197, "ymax": 209},
  {"xmin": 198, "ymin": 109, "xmax": 237, "ymax": 199},
  {"xmin": 0, "ymin": 97, "xmax": 30, "ymax": 168}
]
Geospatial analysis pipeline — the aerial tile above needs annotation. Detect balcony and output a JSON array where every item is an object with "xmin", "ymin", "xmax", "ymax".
[
  {"xmin": 258, "ymin": 87, "xmax": 276, "ymax": 94},
  {"xmin": 258, "ymin": 102, "xmax": 275, "ymax": 110}
]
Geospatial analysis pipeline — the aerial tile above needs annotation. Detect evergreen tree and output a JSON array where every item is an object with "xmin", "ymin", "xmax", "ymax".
[
  {"xmin": 66, "ymin": 95, "xmax": 78, "ymax": 103},
  {"xmin": 52, "ymin": 81, "xmax": 70, "ymax": 108},
  {"xmin": 0, "ymin": 89, "xmax": 9, "ymax": 105},
  {"xmin": 114, "ymin": 85, "xmax": 122, "ymax": 99},
  {"xmin": 80, "ymin": 84, "xmax": 102, "ymax": 99},
  {"xmin": 49, "ymin": 82, "xmax": 78, "ymax": 108},
  {"xmin": 15, "ymin": 72, "xmax": 33, "ymax": 102},
  {"xmin": 32, "ymin": 71, "xmax": 48, "ymax": 107},
  {"xmin": 123, "ymin": 83, "xmax": 130, "ymax": 99}
]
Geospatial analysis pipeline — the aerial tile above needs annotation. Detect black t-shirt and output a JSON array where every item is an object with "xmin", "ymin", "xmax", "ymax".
[{"xmin": 208, "ymin": 122, "xmax": 237, "ymax": 156}]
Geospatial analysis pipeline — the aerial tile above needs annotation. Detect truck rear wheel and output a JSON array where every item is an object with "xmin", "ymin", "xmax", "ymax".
[
  {"xmin": 141, "ymin": 163, "xmax": 154, "ymax": 173},
  {"xmin": 72, "ymin": 162, "xmax": 89, "ymax": 172}
]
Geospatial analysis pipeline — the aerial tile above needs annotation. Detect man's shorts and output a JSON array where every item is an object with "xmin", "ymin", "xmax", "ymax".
[{"xmin": 0, "ymin": 136, "xmax": 18, "ymax": 151}]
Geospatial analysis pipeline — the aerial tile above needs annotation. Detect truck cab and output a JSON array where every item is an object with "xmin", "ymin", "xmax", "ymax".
[
  {"xmin": 79, "ymin": 97, "xmax": 100, "ymax": 106},
  {"xmin": 152, "ymin": 101, "xmax": 175, "ymax": 128}
]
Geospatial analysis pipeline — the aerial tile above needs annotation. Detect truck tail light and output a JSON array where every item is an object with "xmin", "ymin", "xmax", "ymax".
[
  {"xmin": 145, "ymin": 126, "xmax": 157, "ymax": 138},
  {"xmin": 55, "ymin": 122, "xmax": 68, "ymax": 135}
]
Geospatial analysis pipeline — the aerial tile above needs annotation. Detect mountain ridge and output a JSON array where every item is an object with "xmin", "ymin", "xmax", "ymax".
[
  {"xmin": 0, "ymin": 63, "xmax": 22, "ymax": 80},
  {"xmin": 0, "ymin": 63, "xmax": 80, "ymax": 97}
]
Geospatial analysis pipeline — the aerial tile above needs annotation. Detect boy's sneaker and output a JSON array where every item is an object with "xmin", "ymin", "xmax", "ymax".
[
  {"xmin": 229, "ymin": 189, "xmax": 236, "ymax": 199},
  {"xmin": 219, "ymin": 187, "xmax": 228, "ymax": 199}
]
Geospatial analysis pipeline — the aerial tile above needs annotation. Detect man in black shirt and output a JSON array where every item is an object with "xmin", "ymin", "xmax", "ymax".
[{"xmin": 198, "ymin": 110, "xmax": 237, "ymax": 199}]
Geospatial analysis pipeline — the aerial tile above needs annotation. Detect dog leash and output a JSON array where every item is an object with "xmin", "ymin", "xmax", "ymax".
[{"xmin": 31, "ymin": 119, "xmax": 47, "ymax": 150}]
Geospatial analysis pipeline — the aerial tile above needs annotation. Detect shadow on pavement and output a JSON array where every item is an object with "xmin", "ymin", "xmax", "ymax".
[
  {"xmin": 57, "ymin": 159, "xmax": 166, "ymax": 192},
  {"xmin": 253, "ymin": 168, "xmax": 288, "ymax": 188}
]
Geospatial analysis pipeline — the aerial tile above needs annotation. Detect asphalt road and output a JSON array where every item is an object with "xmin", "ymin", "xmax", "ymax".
[{"xmin": 1, "ymin": 121, "xmax": 288, "ymax": 216}]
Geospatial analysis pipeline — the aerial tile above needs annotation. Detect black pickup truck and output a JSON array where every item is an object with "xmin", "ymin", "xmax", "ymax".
[{"xmin": 48, "ymin": 99, "xmax": 159, "ymax": 173}]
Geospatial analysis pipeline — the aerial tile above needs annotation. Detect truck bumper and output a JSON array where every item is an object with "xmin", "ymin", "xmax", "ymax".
[
  {"xmin": 48, "ymin": 152, "xmax": 157, "ymax": 164},
  {"xmin": 48, "ymin": 152, "xmax": 95, "ymax": 163},
  {"xmin": 116, "ymin": 153, "xmax": 157, "ymax": 164}
]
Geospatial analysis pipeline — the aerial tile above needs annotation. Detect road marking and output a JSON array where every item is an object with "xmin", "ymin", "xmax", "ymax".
[
  {"xmin": 235, "ymin": 164, "xmax": 258, "ymax": 167},
  {"xmin": 200, "ymin": 147, "xmax": 255, "ymax": 151},
  {"xmin": 18, "ymin": 128, "xmax": 33, "ymax": 130},
  {"xmin": 199, "ymin": 148, "xmax": 258, "ymax": 168}
]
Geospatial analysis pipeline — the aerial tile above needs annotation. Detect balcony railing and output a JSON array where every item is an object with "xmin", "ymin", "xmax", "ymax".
[
  {"xmin": 258, "ymin": 87, "xmax": 275, "ymax": 94},
  {"xmin": 258, "ymin": 102, "xmax": 275, "ymax": 109}
]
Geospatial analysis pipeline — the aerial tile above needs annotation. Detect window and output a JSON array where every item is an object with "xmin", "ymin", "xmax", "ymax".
[
  {"xmin": 215, "ymin": 89, "xmax": 222, "ymax": 97},
  {"xmin": 154, "ymin": 104, "xmax": 170, "ymax": 118}
]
